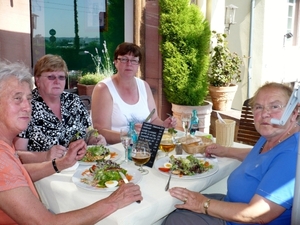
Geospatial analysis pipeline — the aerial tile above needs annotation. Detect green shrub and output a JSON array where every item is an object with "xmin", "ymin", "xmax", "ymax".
[
  {"xmin": 78, "ymin": 73, "xmax": 105, "ymax": 85},
  {"xmin": 159, "ymin": 0, "xmax": 211, "ymax": 106}
]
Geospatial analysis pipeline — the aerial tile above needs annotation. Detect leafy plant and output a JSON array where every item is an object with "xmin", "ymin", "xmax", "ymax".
[
  {"xmin": 208, "ymin": 31, "xmax": 243, "ymax": 87},
  {"xmin": 78, "ymin": 73, "xmax": 105, "ymax": 85},
  {"xmin": 159, "ymin": 0, "xmax": 211, "ymax": 106},
  {"xmin": 84, "ymin": 41, "xmax": 114, "ymax": 77}
]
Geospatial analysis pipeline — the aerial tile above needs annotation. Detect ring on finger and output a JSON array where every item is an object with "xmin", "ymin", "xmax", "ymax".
[{"xmin": 183, "ymin": 197, "xmax": 187, "ymax": 204}]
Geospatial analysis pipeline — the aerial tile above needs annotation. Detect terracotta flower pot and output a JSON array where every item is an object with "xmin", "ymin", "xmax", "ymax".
[
  {"xmin": 77, "ymin": 83, "xmax": 96, "ymax": 96},
  {"xmin": 209, "ymin": 85, "xmax": 238, "ymax": 111}
]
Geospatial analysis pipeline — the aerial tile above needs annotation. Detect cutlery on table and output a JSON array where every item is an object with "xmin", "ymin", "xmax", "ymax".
[
  {"xmin": 165, "ymin": 172, "xmax": 172, "ymax": 191},
  {"xmin": 144, "ymin": 108, "xmax": 155, "ymax": 122},
  {"xmin": 119, "ymin": 171, "xmax": 141, "ymax": 203}
]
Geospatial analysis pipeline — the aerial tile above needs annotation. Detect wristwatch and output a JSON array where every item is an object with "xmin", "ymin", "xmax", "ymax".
[{"xmin": 203, "ymin": 199, "xmax": 211, "ymax": 214}]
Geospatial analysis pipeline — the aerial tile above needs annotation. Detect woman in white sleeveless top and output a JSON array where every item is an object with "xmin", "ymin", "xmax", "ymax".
[{"xmin": 92, "ymin": 42, "xmax": 176, "ymax": 144}]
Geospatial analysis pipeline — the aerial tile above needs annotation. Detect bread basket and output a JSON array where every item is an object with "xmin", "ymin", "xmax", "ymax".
[{"xmin": 179, "ymin": 135, "xmax": 213, "ymax": 154}]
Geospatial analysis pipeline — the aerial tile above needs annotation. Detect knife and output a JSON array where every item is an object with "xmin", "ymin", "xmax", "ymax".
[
  {"xmin": 144, "ymin": 109, "xmax": 155, "ymax": 122},
  {"xmin": 119, "ymin": 171, "xmax": 141, "ymax": 203}
]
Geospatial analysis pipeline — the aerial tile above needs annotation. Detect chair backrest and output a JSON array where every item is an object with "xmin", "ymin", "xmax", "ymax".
[
  {"xmin": 236, "ymin": 98, "xmax": 261, "ymax": 146},
  {"xmin": 79, "ymin": 95, "xmax": 91, "ymax": 111}
]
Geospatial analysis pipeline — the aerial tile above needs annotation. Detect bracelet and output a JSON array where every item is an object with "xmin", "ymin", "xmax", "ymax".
[
  {"xmin": 203, "ymin": 199, "xmax": 211, "ymax": 215},
  {"xmin": 52, "ymin": 158, "xmax": 60, "ymax": 173}
]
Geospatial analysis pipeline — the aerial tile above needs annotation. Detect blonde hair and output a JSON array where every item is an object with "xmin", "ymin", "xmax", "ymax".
[
  {"xmin": 34, "ymin": 54, "xmax": 68, "ymax": 78},
  {"xmin": 249, "ymin": 82, "xmax": 293, "ymax": 108}
]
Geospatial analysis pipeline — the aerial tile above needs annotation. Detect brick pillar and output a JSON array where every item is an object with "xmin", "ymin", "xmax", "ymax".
[{"xmin": 144, "ymin": 0, "xmax": 171, "ymax": 120}]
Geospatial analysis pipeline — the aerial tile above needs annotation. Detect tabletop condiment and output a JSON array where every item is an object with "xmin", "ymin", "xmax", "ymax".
[{"xmin": 189, "ymin": 109, "xmax": 199, "ymax": 135}]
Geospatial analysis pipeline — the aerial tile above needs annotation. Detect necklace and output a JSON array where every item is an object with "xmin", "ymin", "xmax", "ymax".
[{"xmin": 259, "ymin": 124, "xmax": 299, "ymax": 154}]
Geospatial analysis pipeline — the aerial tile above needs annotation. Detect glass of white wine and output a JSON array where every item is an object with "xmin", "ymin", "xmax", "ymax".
[
  {"xmin": 131, "ymin": 140, "xmax": 151, "ymax": 175},
  {"xmin": 120, "ymin": 128, "xmax": 131, "ymax": 164},
  {"xmin": 181, "ymin": 113, "xmax": 191, "ymax": 141}
]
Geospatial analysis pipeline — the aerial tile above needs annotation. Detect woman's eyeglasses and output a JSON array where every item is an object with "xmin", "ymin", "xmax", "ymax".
[
  {"xmin": 117, "ymin": 58, "xmax": 139, "ymax": 65},
  {"xmin": 43, "ymin": 75, "xmax": 66, "ymax": 81},
  {"xmin": 253, "ymin": 104, "xmax": 285, "ymax": 114}
]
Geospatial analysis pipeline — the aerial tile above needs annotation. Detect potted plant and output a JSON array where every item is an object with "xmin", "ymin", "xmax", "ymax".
[
  {"xmin": 77, "ymin": 73, "xmax": 106, "ymax": 96},
  {"xmin": 77, "ymin": 41, "xmax": 114, "ymax": 96},
  {"xmin": 159, "ymin": 0, "xmax": 212, "ymax": 133},
  {"xmin": 208, "ymin": 31, "xmax": 243, "ymax": 111}
]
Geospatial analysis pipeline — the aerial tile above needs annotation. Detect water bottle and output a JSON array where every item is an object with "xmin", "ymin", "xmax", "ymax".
[
  {"xmin": 190, "ymin": 109, "xmax": 199, "ymax": 135},
  {"xmin": 128, "ymin": 122, "xmax": 138, "ymax": 160}
]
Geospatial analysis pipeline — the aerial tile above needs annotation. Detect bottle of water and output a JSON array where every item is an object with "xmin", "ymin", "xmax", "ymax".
[
  {"xmin": 128, "ymin": 122, "xmax": 138, "ymax": 160},
  {"xmin": 190, "ymin": 109, "xmax": 199, "ymax": 135}
]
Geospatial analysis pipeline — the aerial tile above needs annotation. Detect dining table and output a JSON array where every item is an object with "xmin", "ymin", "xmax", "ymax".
[{"xmin": 35, "ymin": 141, "xmax": 252, "ymax": 225}]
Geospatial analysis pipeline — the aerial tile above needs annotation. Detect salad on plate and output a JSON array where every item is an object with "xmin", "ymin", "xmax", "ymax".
[
  {"xmin": 158, "ymin": 155, "xmax": 213, "ymax": 176},
  {"xmin": 81, "ymin": 145, "xmax": 117, "ymax": 162},
  {"xmin": 80, "ymin": 160, "xmax": 132, "ymax": 188}
]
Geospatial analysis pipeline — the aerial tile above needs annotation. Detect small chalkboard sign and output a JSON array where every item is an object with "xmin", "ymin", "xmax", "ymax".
[{"xmin": 138, "ymin": 122, "xmax": 165, "ymax": 167}]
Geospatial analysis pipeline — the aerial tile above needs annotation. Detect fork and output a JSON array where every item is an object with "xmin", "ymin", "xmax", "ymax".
[{"xmin": 165, "ymin": 172, "xmax": 172, "ymax": 191}]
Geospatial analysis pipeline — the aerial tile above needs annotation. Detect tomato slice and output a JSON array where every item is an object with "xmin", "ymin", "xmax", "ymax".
[{"xmin": 159, "ymin": 167, "xmax": 170, "ymax": 172}]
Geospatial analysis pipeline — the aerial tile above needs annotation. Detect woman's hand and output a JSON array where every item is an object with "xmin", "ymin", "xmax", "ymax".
[
  {"xmin": 163, "ymin": 116, "xmax": 177, "ymax": 128},
  {"xmin": 168, "ymin": 187, "xmax": 206, "ymax": 214},
  {"xmin": 46, "ymin": 145, "xmax": 67, "ymax": 160},
  {"xmin": 88, "ymin": 134, "xmax": 107, "ymax": 146},
  {"xmin": 62, "ymin": 139, "xmax": 87, "ymax": 168},
  {"xmin": 205, "ymin": 143, "xmax": 229, "ymax": 158},
  {"xmin": 105, "ymin": 183, "xmax": 142, "ymax": 209}
]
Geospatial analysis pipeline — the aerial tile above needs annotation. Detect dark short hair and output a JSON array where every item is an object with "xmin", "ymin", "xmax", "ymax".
[{"xmin": 114, "ymin": 42, "xmax": 142, "ymax": 62}]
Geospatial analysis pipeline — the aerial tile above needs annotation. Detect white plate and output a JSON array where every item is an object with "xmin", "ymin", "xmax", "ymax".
[
  {"xmin": 72, "ymin": 167, "xmax": 142, "ymax": 192},
  {"xmin": 78, "ymin": 146, "xmax": 122, "ymax": 166},
  {"xmin": 154, "ymin": 155, "xmax": 218, "ymax": 179}
]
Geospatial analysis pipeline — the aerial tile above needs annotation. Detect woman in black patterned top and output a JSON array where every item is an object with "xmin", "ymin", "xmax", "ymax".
[{"xmin": 14, "ymin": 54, "xmax": 106, "ymax": 163}]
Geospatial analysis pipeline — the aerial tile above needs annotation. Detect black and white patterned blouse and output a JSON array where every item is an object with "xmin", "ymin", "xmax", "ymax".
[{"xmin": 18, "ymin": 88, "xmax": 92, "ymax": 151}]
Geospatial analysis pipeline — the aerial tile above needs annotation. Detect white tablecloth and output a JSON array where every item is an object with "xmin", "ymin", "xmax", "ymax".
[{"xmin": 35, "ymin": 142, "xmax": 251, "ymax": 225}]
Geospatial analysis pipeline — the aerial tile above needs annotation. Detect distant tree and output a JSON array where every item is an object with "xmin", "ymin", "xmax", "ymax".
[{"xmin": 74, "ymin": 0, "xmax": 79, "ymax": 52}]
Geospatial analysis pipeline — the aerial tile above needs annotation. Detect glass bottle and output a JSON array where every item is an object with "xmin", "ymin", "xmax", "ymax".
[
  {"xmin": 128, "ymin": 122, "xmax": 138, "ymax": 160},
  {"xmin": 189, "ymin": 109, "xmax": 199, "ymax": 135}
]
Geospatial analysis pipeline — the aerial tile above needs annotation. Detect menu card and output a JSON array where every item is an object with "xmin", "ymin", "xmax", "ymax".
[{"xmin": 138, "ymin": 122, "xmax": 165, "ymax": 167}]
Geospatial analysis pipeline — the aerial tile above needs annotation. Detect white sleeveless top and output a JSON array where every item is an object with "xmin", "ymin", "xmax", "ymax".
[{"xmin": 101, "ymin": 77, "xmax": 150, "ymax": 131}]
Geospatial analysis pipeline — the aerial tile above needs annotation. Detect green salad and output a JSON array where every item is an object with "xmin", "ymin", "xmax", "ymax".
[
  {"xmin": 81, "ymin": 145, "xmax": 110, "ymax": 162},
  {"xmin": 169, "ymin": 155, "xmax": 213, "ymax": 176},
  {"xmin": 81, "ymin": 160, "xmax": 128, "ymax": 188}
]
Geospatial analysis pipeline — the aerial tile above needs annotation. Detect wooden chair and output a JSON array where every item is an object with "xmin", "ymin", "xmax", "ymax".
[
  {"xmin": 236, "ymin": 98, "xmax": 261, "ymax": 146},
  {"xmin": 79, "ymin": 95, "xmax": 91, "ymax": 111}
]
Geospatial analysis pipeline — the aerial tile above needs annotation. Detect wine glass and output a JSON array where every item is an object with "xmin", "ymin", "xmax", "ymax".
[
  {"xmin": 159, "ymin": 132, "xmax": 176, "ymax": 157},
  {"xmin": 120, "ymin": 128, "xmax": 132, "ymax": 163},
  {"xmin": 131, "ymin": 140, "xmax": 151, "ymax": 175},
  {"xmin": 181, "ymin": 113, "xmax": 191, "ymax": 141}
]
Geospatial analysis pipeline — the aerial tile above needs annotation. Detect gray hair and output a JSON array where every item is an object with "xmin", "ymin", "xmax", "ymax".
[{"xmin": 0, "ymin": 61, "xmax": 33, "ymax": 90}]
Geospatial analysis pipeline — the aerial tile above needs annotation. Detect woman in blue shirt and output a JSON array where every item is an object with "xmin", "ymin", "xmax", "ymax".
[{"xmin": 163, "ymin": 82, "xmax": 299, "ymax": 225}]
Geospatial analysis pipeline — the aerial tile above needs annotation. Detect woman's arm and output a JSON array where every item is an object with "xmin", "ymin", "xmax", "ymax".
[
  {"xmin": 0, "ymin": 182, "xmax": 141, "ymax": 225},
  {"xmin": 14, "ymin": 137, "xmax": 67, "ymax": 163},
  {"xmin": 92, "ymin": 82, "xmax": 121, "ymax": 144},
  {"xmin": 169, "ymin": 188, "xmax": 285, "ymax": 224},
  {"xmin": 205, "ymin": 143, "xmax": 251, "ymax": 161},
  {"xmin": 24, "ymin": 139, "xmax": 86, "ymax": 181},
  {"xmin": 144, "ymin": 81, "xmax": 176, "ymax": 128}
]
